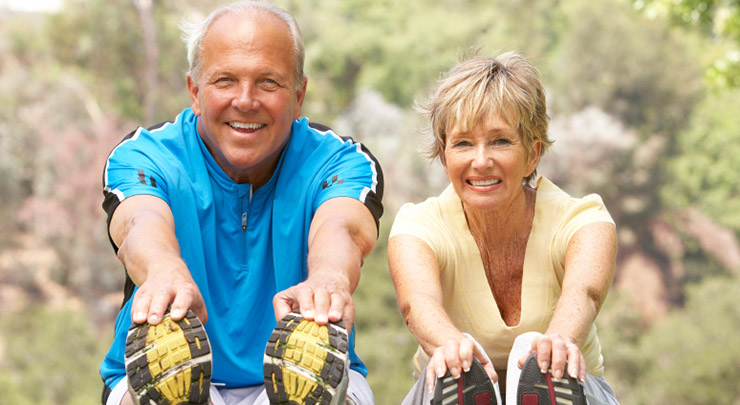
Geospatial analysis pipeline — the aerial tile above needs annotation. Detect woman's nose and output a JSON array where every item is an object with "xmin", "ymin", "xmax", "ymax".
[{"xmin": 471, "ymin": 146, "xmax": 492, "ymax": 169}]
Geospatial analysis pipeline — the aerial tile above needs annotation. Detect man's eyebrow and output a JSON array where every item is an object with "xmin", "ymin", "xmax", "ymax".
[{"xmin": 203, "ymin": 69, "xmax": 231, "ymax": 81}]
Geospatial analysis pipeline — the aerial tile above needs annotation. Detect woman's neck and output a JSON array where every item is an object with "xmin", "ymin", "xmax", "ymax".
[{"xmin": 463, "ymin": 186, "xmax": 537, "ymax": 244}]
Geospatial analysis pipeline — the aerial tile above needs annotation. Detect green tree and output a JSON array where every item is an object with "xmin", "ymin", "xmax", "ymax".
[
  {"xmin": 635, "ymin": 0, "xmax": 740, "ymax": 88},
  {"xmin": 633, "ymin": 275, "xmax": 740, "ymax": 404},
  {"xmin": 0, "ymin": 306, "xmax": 110, "ymax": 405},
  {"xmin": 44, "ymin": 0, "xmax": 191, "ymax": 123},
  {"xmin": 662, "ymin": 89, "xmax": 740, "ymax": 232},
  {"xmin": 547, "ymin": 0, "xmax": 704, "ymax": 136}
]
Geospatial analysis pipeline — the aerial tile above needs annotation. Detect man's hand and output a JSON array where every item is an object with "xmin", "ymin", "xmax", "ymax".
[
  {"xmin": 130, "ymin": 263, "xmax": 207, "ymax": 325},
  {"xmin": 273, "ymin": 270, "xmax": 354, "ymax": 329}
]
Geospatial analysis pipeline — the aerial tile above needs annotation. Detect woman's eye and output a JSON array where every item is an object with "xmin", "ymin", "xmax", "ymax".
[{"xmin": 452, "ymin": 140, "xmax": 470, "ymax": 147}]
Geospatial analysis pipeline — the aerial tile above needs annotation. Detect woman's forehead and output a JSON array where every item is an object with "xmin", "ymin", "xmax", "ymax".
[{"xmin": 445, "ymin": 107, "xmax": 516, "ymax": 136}]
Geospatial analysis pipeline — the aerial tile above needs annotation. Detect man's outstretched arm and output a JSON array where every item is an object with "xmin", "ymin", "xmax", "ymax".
[
  {"xmin": 272, "ymin": 196, "xmax": 377, "ymax": 331},
  {"xmin": 109, "ymin": 194, "xmax": 207, "ymax": 324}
]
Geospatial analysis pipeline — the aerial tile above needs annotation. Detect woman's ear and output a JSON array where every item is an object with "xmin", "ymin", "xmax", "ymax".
[{"xmin": 526, "ymin": 140, "xmax": 541, "ymax": 175}]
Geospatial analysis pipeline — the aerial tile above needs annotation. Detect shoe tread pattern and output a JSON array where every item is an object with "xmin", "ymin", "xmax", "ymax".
[
  {"xmin": 264, "ymin": 311, "xmax": 349, "ymax": 405},
  {"xmin": 125, "ymin": 310, "xmax": 211, "ymax": 405}
]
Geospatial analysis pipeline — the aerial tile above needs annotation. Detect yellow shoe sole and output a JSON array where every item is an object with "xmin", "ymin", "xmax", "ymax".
[
  {"xmin": 263, "ymin": 311, "xmax": 349, "ymax": 405},
  {"xmin": 124, "ymin": 310, "xmax": 212, "ymax": 405}
]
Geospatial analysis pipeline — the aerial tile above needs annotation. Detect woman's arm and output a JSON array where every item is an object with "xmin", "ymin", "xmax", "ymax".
[
  {"xmin": 388, "ymin": 234, "xmax": 497, "ymax": 391},
  {"xmin": 521, "ymin": 221, "xmax": 617, "ymax": 381}
]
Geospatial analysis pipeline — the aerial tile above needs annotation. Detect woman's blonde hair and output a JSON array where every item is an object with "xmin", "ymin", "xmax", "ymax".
[{"xmin": 417, "ymin": 51, "xmax": 552, "ymax": 184}]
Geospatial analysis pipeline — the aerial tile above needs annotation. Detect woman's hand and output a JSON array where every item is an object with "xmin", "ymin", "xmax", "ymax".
[
  {"xmin": 518, "ymin": 333, "xmax": 586, "ymax": 382},
  {"xmin": 424, "ymin": 336, "xmax": 497, "ymax": 393}
]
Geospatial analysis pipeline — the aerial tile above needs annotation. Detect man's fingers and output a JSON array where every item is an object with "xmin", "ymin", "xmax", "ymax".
[
  {"xmin": 336, "ymin": 294, "xmax": 354, "ymax": 331},
  {"xmin": 170, "ymin": 286, "xmax": 194, "ymax": 321},
  {"xmin": 131, "ymin": 291, "xmax": 152, "ymax": 325},
  {"xmin": 312, "ymin": 288, "xmax": 330, "ymax": 324},
  {"xmin": 293, "ymin": 286, "xmax": 316, "ymax": 320},
  {"xmin": 272, "ymin": 290, "xmax": 298, "ymax": 322},
  {"xmin": 147, "ymin": 287, "xmax": 174, "ymax": 324}
]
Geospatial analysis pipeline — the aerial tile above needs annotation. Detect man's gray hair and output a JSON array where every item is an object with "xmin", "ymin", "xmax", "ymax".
[{"xmin": 180, "ymin": 1, "xmax": 305, "ymax": 89}]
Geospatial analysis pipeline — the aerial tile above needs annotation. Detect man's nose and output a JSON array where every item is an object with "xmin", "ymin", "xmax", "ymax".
[{"xmin": 233, "ymin": 83, "xmax": 260, "ymax": 111}]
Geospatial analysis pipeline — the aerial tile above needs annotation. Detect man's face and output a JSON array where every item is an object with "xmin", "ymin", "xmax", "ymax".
[{"xmin": 188, "ymin": 12, "xmax": 306, "ymax": 186}]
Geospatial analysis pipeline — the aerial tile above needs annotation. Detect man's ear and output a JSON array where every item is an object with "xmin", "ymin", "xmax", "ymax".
[
  {"xmin": 292, "ymin": 76, "xmax": 308, "ymax": 120},
  {"xmin": 187, "ymin": 74, "xmax": 201, "ymax": 116}
]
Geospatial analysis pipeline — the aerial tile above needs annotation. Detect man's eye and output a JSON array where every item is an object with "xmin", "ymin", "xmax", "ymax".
[{"xmin": 260, "ymin": 78, "xmax": 281, "ymax": 90}]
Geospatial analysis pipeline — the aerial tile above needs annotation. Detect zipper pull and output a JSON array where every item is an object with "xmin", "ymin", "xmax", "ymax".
[{"xmin": 242, "ymin": 212, "xmax": 247, "ymax": 232}]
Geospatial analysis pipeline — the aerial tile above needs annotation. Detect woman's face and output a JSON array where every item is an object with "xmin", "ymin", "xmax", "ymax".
[{"xmin": 443, "ymin": 112, "xmax": 540, "ymax": 212}]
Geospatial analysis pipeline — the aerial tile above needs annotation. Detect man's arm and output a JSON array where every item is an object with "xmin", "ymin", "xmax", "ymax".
[
  {"xmin": 110, "ymin": 194, "xmax": 206, "ymax": 324},
  {"xmin": 272, "ymin": 197, "xmax": 377, "ymax": 331}
]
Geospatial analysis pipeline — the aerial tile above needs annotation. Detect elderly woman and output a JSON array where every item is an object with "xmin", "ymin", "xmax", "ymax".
[{"xmin": 388, "ymin": 51, "xmax": 619, "ymax": 405}]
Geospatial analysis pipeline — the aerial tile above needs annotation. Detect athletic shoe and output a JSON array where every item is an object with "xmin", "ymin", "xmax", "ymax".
[
  {"xmin": 263, "ymin": 311, "xmax": 350, "ymax": 405},
  {"xmin": 431, "ymin": 357, "xmax": 497, "ymax": 405},
  {"xmin": 517, "ymin": 352, "xmax": 585, "ymax": 405},
  {"xmin": 124, "ymin": 310, "xmax": 212, "ymax": 405}
]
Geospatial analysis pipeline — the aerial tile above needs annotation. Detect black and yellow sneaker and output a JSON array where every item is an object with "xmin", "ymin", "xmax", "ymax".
[
  {"xmin": 517, "ymin": 352, "xmax": 585, "ymax": 405},
  {"xmin": 263, "ymin": 311, "xmax": 350, "ymax": 405},
  {"xmin": 432, "ymin": 357, "xmax": 497, "ymax": 405},
  {"xmin": 124, "ymin": 310, "xmax": 212, "ymax": 405}
]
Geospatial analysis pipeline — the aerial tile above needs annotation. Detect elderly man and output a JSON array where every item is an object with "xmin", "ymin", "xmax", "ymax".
[{"xmin": 99, "ymin": 2, "xmax": 383, "ymax": 404}]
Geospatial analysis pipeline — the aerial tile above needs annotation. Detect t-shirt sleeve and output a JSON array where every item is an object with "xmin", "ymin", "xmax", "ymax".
[
  {"xmin": 551, "ymin": 192, "xmax": 615, "ymax": 271},
  {"xmin": 389, "ymin": 200, "xmax": 450, "ymax": 266},
  {"xmin": 102, "ymin": 128, "xmax": 171, "ymax": 226},
  {"xmin": 312, "ymin": 141, "xmax": 384, "ymax": 229}
]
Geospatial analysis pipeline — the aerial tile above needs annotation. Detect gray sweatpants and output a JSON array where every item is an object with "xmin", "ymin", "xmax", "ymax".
[
  {"xmin": 402, "ymin": 332, "xmax": 619, "ymax": 405},
  {"xmin": 107, "ymin": 369, "xmax": 373, "ymax": 405}
]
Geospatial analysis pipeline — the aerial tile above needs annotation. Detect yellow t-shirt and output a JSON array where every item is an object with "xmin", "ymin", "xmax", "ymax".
[{"xmin": 389, "ymin": 177, "xmax": 614, "ymax": 379}]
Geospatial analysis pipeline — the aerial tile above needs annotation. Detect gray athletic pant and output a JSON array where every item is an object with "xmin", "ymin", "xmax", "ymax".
[{"xmin": 402, "ymin": 332, "xmax": 619, "ymax": 405}]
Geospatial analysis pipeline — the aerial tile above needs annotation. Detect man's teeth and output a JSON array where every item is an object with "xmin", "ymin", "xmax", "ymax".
[
  {"xmin": 229, "ymin": 122, "xmax": 265, "ymax": 130},
  {"xmin": 469, "ymin": 179, "xmax": 501, "ymax": 186}
]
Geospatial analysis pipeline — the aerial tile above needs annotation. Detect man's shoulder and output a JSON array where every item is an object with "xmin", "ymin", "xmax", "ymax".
[
  {"xmin": 111, "ymin": 109, "xmax": 197, "ymax": 157},
  {"xmin": 291, "ymin": 118, "xmax": 349, "ymax": 149}
]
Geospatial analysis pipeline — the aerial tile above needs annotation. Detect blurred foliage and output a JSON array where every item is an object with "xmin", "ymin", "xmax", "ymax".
[
  {"xmin": 43, "ymin": 0, "xmax": 191, "ymax": 123},
  {"xmin": 662, "ymin": 88, "xmax": 740, "ymax": 232},
  {"xmin": 0, "ymin": 305, "xmax": 110, "ymax": 405},
  {"xmin": 634, "ymin": 0, "xmax": 740, "ymax": 88},
  {"xmin": 1, "ymin": 0, "xmax": 740, "ymax": 404},
  {"xmin": 600, "ymin": 274, "xmax": 740, "ymax": 404},
  {"xmin": 354, "ymin": 222, "xmax": 419, "ymax": 404}
]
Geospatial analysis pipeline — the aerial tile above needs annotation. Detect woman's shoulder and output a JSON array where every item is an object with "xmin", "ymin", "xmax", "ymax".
[
  {"xmin": 391, "ymin": 184, "xmax": 463, "ymax": 237},
  {"xmin": 397, "ymin": 184, "xmax": 458, "ymax": 216},
  {"xmin": 535, "ymin": 176, "xmax": 613, "ymax": 226}
]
